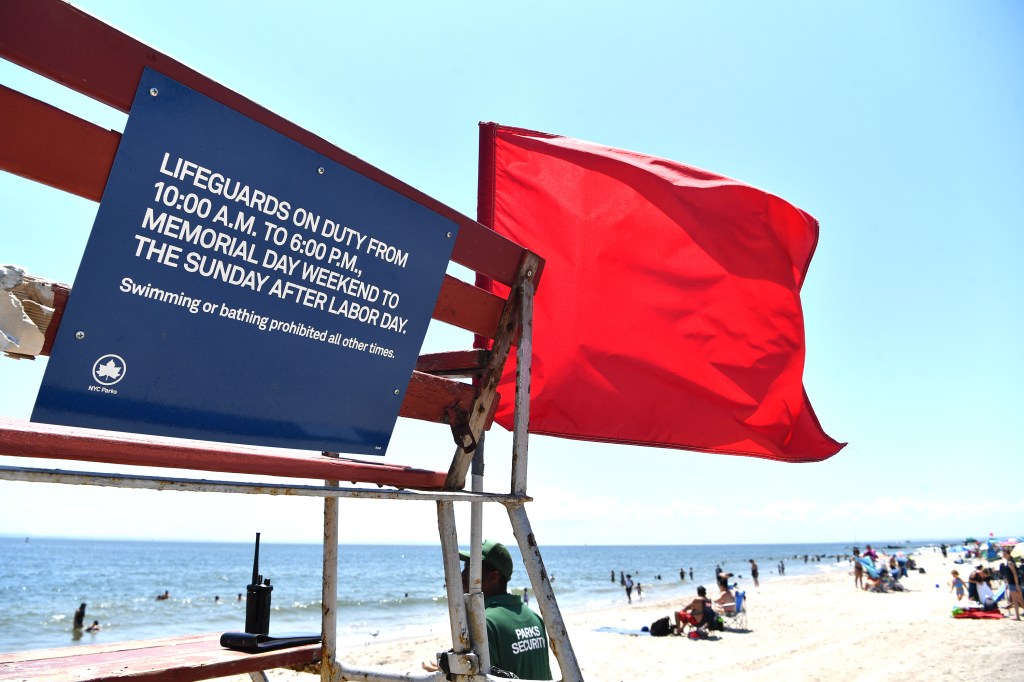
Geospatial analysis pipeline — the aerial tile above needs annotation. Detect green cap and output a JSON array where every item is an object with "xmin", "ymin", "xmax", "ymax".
[{"xmin": 459, "ymin": 539, "xmax": 513, "ymax": 580}]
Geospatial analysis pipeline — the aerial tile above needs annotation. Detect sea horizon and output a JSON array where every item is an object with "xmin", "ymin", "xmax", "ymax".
[{"xmin": 0, "ymin": 536, "xmax": 954, "ymax": 654}]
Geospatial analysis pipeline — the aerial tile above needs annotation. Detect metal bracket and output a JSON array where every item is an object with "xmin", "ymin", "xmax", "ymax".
[
  {"xmin": 437, "ymin": 650, "xmax": 479, "ymax": 677},
  {"xmin": 445, "ymin": 406, "xmax": 477, "ymax": 454}
]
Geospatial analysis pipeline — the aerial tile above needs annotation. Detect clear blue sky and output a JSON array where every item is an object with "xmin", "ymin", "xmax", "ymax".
[{"xmin": 1, "ymin": 1, "xmax": 1021, "ymax": 545}]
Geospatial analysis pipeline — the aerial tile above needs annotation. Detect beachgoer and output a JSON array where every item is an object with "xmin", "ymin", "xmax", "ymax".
[
  {"xmin": 967, "ymin": 566, "xmax": 982, "ymax": 602},
  {"xmin": 863, "ymin": 545, "xmax": 878, "ymax": 562},
  {"xmin": 679, "ymin": 568, "xmax": 685, "ymax": 581},
  {"xmin": 977, "ymin": 572, "xmax": 996, "ymax": 609},
  {"xmin": 949, "ymin": 570, "xmax": 965, "ymax": 601},
  {"xmin": 716, "ymin": 567, "xmax": 732, "ymax": 591},
  {"xmin": 460, "ymin": 540, "xmax": 552, "ymax": 680},
  {"xmin": 749, "ymin": 559, "xmax": 759, "ymax": 588},
  {"xmin": 1000, "ymin": 549, "xmax": 1022, "ymax": 620},
  {"xmin": 73, "ymin": 603, "xmax": 86, "ymax": 630},
  {"xmin": 86, "ymin": 620, "xmax": 100, "ymax": 633},
  {"xmin": 714, "ymin": 584, "xmax": 736, "ymax": 615},
  {"xmin": 636, "ymin": 582, "xmax": 642, "ymax": 600},
  {"xmin": 523, "ymin": 587, "xmax": 529, "ymax": 605},
  {"xmin": 625, "ymin": 574, "xmax": 634, "ymax": 603},
  {"xmin": 852, "ymin": 548, "xmax": 865, "ymax": 590},
  {"xmin": 611, "ymin": 570, "xmax": 616, "ymax": 582},
  {"xmin": 689, "ymin": 567, "xmax": 693, "ymax": 580},
  {"xmin": 672, "ymin": 585, "xmax": 716, "ymax": 635},
  {"xmin": 156, "ymin": 590, "xmax": 170, "ymax": 601}
]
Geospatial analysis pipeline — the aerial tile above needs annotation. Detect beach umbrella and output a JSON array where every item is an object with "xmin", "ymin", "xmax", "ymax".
[
  {"xmin": 1012, "ymin": 543, "xmax": 1024, "ymax": 559},
  {"xmin": 964, "ymin": 537, "xmax": 978, "ymax": 544}
]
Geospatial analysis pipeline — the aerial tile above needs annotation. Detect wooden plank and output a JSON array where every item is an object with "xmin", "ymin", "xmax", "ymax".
[
  {"xmin": 40, "ymin": 284, "xmax": 69, "ymax": 356},
  {"xmin": 433, "ymin": 275, "xmax": 505, "ymax": 338},
  {"xmin": 0, "ymin": 85, "xmax": 118, "ymax": 201},
  {"xmin": 416, "ymin": 350, "xmax": 489, "ymax": 376},
  {"xmin": 0, "ymin": 417, "xmax": 446, "ymax": 489},
  {"xmin": 0, "ymin": 0, "xmax": 534, "ymax": 287},
  {"xmin": 0, "ymin": 632, "xmax": 320, "ymax": 682},
  {"xmin": 399, "ymin": 371, "xmax": 476, "ymax": 425}
]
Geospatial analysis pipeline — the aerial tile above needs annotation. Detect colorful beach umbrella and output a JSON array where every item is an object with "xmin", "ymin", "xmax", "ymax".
[{"xmin": 1012, "ymin": 543, "xmax": 1024, "ymax": 559}]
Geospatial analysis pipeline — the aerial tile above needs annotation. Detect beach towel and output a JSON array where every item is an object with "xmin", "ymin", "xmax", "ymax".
[
  {"xmin": 952, "ymin": 610, "xmax": 1004, "ymax": 620},
  {"xmin": 856, "ymin": 556, "xmax": 880, "ymax": 580},
  {"xmin": 594, "ymin": 626, "xmax": 651, "ymax": 636}
]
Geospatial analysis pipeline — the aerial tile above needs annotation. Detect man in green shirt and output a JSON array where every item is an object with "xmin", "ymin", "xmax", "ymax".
[{"xmin": 460, "ymin": 540, "xmax": 553, "ymax": 680}]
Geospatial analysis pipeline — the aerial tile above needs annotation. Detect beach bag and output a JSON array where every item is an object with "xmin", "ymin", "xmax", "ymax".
[{"xmin": 650, "ymin": 616, "xmax": 672, "ymax": 637}]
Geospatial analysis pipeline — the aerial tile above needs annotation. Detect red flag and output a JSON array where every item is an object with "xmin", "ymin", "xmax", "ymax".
[{"xmin": 478, "ymin": 123, "xmax": 843, "ymax": 462}]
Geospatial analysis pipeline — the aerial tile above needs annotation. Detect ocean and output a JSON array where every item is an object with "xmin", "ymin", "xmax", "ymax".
[{"xmin": 0, "ymin": 537, "xmax": 903, "ymax": 653}]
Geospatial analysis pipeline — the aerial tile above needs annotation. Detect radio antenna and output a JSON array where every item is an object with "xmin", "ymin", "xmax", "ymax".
[{"xmin": 251, "ymin": 532, "xmax": 261, "ymax": 585}]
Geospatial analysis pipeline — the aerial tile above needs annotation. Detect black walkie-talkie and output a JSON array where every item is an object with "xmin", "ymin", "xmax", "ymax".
[
  {"xmin": 244, "ymin": 532, "xmax": 273, "ymax": 635},
  {"xmin": 221, "ymin": 533, "xmax": 319, "ymax": 652}
]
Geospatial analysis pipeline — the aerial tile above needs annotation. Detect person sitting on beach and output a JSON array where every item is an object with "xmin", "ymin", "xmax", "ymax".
[
  {"xmin": 713, "ymin": 584, "xmax": 736, "ymax": 615},
  {"xmin": 425, "ymin": 540, "xmax": 552, "ymax": 680},
  {"xmin": 673, "ymin": 585, "xmax": 717, "ymax": 635},
  {"xmin": 976, "ymin": 570, "xmax": 997, "ymax": 610},
  {"xmin": 85, "ymin": 620, "xmax": 100, "ymax": 633},
  {"xmin": 967, "ymin": 566, "xmax": 982, "ymax": 602}
]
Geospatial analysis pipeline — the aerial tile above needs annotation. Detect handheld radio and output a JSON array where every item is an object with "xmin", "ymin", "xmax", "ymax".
[
  {"xmin": 244, "ymin": 532, "xmax": 273, "ymax": 635},
  {"xmin": 221, "ymin": 533, "xmax": 319, "ymax": 652}
]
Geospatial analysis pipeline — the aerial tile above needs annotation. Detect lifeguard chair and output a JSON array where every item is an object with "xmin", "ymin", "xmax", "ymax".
[{"xmin": 0, "ymin": 1, "xmax": 580, "ymax": 680}]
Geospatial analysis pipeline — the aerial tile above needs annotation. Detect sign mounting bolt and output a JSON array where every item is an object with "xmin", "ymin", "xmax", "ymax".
[
  {"xmin": 317, "ymin": 166, "xmax": 325, "ymax": 175},
  {"xmin": 149, "ymin": 88, "xmax": 158, "ymax": 97},
  {"xmin": 75, "ymin": 331, "xmax": 85, "ymax": 340},
  {"xmin": 393, "ymin": 389, "xmax": 400, "ymax": 395}
]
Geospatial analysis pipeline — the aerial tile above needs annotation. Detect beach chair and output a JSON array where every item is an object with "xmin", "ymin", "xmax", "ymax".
[{"xmin": 0, "ymin": 2, "xmax": 581, "ymax": 680}]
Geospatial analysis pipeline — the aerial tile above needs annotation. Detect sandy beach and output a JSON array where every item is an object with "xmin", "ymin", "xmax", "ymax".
[{"xmin": 241, "ymin": 550, "xmax": 1022, "ymax": 681}]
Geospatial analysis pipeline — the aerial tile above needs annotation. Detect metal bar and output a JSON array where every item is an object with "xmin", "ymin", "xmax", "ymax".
[
  {"xmin": 0, "ymin": 466, "xmax": 528, "ymax": 503},
  {"xmin": 506, "ymin": 503, "xmax": 582, "ymax": 682},
  {"xmin": 333, "ymin": 665, "xmax": 446, "ymax": 682},
  {"xmin": 466, "ymin": 436, "xmax": 489, "ymax": 674},
  {"xmin": 436, "ymin": 501, "xmax": 471, "ymax": 654},
  {"xmin": 322, "ymin": 493, "xmax": 339, "ymax": 682},
  {"xmin": 321, "ymin": 453, "xmax": 341, "ymax": 682},
  {"xmin": 510, "ymin": 262, "xmax": 536, "ymax": 496}
]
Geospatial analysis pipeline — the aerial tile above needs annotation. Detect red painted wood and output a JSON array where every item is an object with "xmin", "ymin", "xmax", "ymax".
[
  {"xmin": 416, "ymin": 350, "xmax": 489, "ymax": 375},
  {"xmin": 432, "ymin": 275, "xmax": 505, "ymax": 338},
  {"xmin": 0, "ymin": 632, "xmax": 320, "ymax": 681},
  {"xmin": 0, "ymin": 85, "xmax": 118, "ymax": 201},
  {"xmin": 399, "ymin": 371, "xmax": 478, "ymax": 425},
  {"xmin": 0, "ymin": 0, "xmax": 539, "ymax": 287},
  {"xmin": 0, "ymin": 417, "xmax": 446, "ymax": 489},
  {"xmin": 40, "ymin": 284, "xmax": 69, "ymax": 356}
]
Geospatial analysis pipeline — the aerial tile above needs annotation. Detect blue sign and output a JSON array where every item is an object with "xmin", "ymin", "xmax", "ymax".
[{"xmin": 33, "ymin": 69, "xmax": 457, "ymax": 455}]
